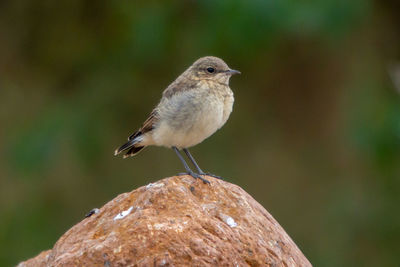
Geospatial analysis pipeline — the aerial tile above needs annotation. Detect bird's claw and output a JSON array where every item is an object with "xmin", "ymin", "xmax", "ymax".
[
  {"xmin": 179, "ymin": 171, "xmax": 210, "ymax": 184},
  {"xmin": 200, "ymin": 172, "xmax": 223, "ymax": 180}
]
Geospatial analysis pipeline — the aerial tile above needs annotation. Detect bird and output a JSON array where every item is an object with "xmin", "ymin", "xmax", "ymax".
[{"xmin": 114, "ymin": 56, "xmax": 240, "ymax": 184}]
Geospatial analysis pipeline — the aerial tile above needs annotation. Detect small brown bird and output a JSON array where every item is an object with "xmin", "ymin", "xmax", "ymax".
[{"xmin": 114, "ymin": 56, "xmax": 240, "ymax": 184}]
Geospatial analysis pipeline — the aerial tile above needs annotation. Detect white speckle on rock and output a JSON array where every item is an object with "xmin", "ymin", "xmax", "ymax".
[
  {"xmin": 146, "ymin": 182, "xmax": 165, "ymax": 189},
  {"xmin": 202, "ymin": 204, "xmax": 217, "ymax": 213},
  {"xmin": 91, "ymin": 208, "xmax": 100, "ymax": 214},
  {"xmin": 268, "ymin": 240, "xmax": 278, "ymax": 247},
  {"xmin": 219, "ymin": 213, "xmax": 237, "ymax": 228},
  {"xmin": 149, "ymin": 220, "xmax": 188, "ymax": 233},
  {"xmin": 177, "ymin": 186, "xmax": 187, "ymax": 193},
  {"xmin": 94, "ymin": 243, "xmax": 104, "ymax": 251},
  {"xmin": 113, "ymin": 206, "xmax": 133, "ymax": 221},
  {"xmin": 226, "ymin": 217, "xmax": 237, "ymax": 228},
  {"xmin": 113, "ymin": 245, "xmax": 122, "ymax": 254},
  {"xmin": 153, "ymin": 223, "xmax": 167, "ymax": 230}
]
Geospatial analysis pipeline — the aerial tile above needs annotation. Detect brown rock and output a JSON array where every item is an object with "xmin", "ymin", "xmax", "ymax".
[
  {"xmin": 17, "ymin": 250, "xmax": 51, "ymax": 267},
  {"xmin": 18, "ymin": 176, "xmax": 312, "ymax": 266}
]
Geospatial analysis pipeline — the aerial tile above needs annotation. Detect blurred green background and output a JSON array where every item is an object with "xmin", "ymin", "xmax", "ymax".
[{"xmin": 1, "ymin": 0, "xmax": 400, "ymax": 266}]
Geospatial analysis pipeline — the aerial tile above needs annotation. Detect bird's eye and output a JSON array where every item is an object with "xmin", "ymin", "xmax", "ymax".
[{"xmin": 206, "ymin": 67, "xmax": 215, "ymax": 73}]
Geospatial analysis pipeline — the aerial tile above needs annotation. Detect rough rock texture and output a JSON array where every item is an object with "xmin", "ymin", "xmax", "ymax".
[{"xmin": 18, "ymin": 175, "xmax": 312, "ymax": 267}]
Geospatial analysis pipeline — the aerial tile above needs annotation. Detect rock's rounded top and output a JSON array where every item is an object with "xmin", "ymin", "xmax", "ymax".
[{"xmin": 18, "ymin": 175, "xmax": 311, "ymax": 267}]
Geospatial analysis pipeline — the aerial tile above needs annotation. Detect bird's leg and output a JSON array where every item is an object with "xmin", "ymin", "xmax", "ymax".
[
  {"xmin": 183, "ymin": 148, "xmax": 223, "ymax": 180},
  {"xmin": 172, "ymin": 147, "xmax": 210, "ymax": 184},
  {"xmin": 183, "ymin": 148, "xmax": 204, "ymax": 173}
]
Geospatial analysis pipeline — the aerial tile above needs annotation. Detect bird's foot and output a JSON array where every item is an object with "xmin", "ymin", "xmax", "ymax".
[
  {"xmin": 199, "ymin": 172, "xmax": 223, "ymax": 180},
  {"xmin": 178, "ymin": 171, "xmax": 210, "ymax": 184}
]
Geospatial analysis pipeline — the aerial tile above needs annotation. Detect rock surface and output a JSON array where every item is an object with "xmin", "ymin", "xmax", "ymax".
[{"xmin": 18, "ymin": 175, "xmax": 312, "ymax": 266}]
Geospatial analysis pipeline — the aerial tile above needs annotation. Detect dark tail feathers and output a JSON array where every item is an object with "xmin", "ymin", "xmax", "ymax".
[{"xmin": 114, "ymin": 132, "xmax": 145, "ymax": 158}]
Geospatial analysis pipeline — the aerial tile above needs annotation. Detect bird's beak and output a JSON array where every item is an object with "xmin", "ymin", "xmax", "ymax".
[{"xmin": 226, "ymin": 69, "xmax": 241, "ymax": 75}]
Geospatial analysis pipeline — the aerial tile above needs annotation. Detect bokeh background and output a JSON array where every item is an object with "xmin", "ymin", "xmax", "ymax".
[{"xmin": 1, "ymin": 0, "xmax": 400, "ymax": 266}]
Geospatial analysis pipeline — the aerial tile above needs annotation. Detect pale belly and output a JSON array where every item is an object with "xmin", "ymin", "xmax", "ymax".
[
  {"xmin": 151, "ymin": 103, "xmax": 225, "ymax": 148},
  {"xmin": 143, "ymin": 85, "xmax": 234, "ymax": 149}
]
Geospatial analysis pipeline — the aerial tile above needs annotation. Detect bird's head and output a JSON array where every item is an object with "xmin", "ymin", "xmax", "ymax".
[{"xmin": 189, "ymin": 56, "xmax": 240, "ymax": 84}]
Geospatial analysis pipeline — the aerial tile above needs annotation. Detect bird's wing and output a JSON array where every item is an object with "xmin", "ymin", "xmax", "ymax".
[
  {"xmin": 162, "ymin": 76, "xmax": 198, "ymax": 98},
  {"xmin": 128, "ymin": 109, "xmax": 159, "ymax": 140},
  {"xmin": 140, "ymin": 109, "xmax": 159, "ymax": 133}
]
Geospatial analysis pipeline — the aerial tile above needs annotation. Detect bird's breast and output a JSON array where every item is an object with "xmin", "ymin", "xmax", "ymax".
[{"xmin": 150, "ymin": 83, "xmax": 234, "ymax": 148}]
